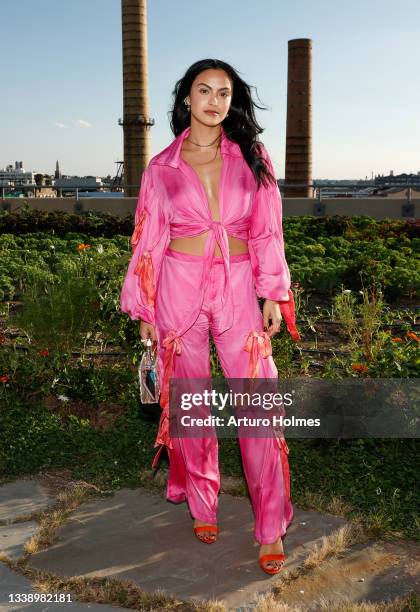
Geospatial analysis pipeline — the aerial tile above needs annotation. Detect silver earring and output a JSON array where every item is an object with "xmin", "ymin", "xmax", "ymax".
[{"xmin": 184, "ymin": 98, "xmax": 191, "ymax": 112}]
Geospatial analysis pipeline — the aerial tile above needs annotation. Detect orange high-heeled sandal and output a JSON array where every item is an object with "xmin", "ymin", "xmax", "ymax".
[
  {"xmin": 259, "ymin": 552, "xmax": 285, "ymax": 574},
  {"xmin": 193, "ymin": 524, "xmax": 219, "ymax": 544},
  {"xmin": 259, "ymin": 533, "xmax": 286, "ymax": 574}
]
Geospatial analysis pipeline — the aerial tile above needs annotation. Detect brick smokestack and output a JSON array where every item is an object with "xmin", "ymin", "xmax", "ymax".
[
  {"xmin": 121, "ymin": 0, "xmax": 154, "ymax": 197},
  {"xmin": 285, "ymin": 38, "xmax": 313, "ymax": 198}
]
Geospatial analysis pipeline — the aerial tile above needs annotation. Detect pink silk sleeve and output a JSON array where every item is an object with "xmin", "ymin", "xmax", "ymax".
[
  {"xmin": 120, "ymin": 166, "xmax": 170, "ymax": 325},
  {"xmin": 248, "ymin": 145, "xmax": 300, "ymax": 342},
  {"xmin": 248, "ymin": 145, "xmax": 291, "ymax": 302}
]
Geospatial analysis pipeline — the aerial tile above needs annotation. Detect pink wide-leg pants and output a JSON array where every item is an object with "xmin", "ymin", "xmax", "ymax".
[{"xmin": 153, "ymin": 246, "xmax": 294, "ymax": 544}]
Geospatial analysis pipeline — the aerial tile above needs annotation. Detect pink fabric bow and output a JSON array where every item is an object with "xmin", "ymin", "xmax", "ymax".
[
  {"xmin": 131, "ymin": 209, "xmax": 147, "ymax": 251},
  {"xmin": 152, "ymin": 330, "xmax": 182, "ymax": 469},
  {"xmin": 243, "ymin": 331, "xmax": 272, "ymax": 378},
  {"xmin": 134, "ymin": 251, "xmax": 155, "ymax": 306}
]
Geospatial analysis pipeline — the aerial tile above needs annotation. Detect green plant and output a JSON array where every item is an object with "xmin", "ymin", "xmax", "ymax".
[
  {"xmin": 11, "ymin": 272, "xmax": 100, "ymax": 356},
  {"xmin": 333, "ymin": 282, "xmax": 384, "ymax": 361}
]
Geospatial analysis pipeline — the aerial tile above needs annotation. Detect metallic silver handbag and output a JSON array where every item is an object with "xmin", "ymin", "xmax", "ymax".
[{"xmin": 138, "ymin": 339, "xmax": 160, "ymax": 404}]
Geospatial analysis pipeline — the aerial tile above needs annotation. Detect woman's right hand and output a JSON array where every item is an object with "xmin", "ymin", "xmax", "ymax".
[{"xmin": 140, "ymin": 320, "xmax": 157, "ymax": 343}]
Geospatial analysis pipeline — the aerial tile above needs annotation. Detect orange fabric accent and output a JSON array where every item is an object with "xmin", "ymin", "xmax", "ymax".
[
  {"xmin": 131, "ymin": 209, "xmax": 147, "ymax": 251},
  {"xmin": 134, "ymin": 251, "xmax": 155, "ymax": 306},
  {"xmin": 278, "ymin": 289, "xmax": 301, "ymax": 342},
  {"xmin": 243, "ymin": 330, "xmax": 272, "ymax": 378},
  {"xmin": 152, "ymin": 330, "xmax": 182, "ymax": 469}
]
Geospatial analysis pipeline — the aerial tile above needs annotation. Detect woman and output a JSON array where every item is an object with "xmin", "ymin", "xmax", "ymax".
[{"xmin": 120, "ymin": 58, "xmax": 300, "ymax": 574}]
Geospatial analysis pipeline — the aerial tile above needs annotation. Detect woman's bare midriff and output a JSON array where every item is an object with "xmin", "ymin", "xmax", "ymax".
[{"xmin": 169, "ymin": 232, "xmax": 248, "ymax": 257}]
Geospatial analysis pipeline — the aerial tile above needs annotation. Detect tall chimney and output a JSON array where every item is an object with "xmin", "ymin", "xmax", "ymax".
[
  {"xmin": 284, "ymin": 38, "xmax": 313, "ymax": 198},
  {"xmin": 120, "ymin": 0, "xmax": 154, "ymax": 197}
]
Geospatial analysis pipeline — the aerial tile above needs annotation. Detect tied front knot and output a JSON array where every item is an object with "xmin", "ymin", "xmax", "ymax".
[{"xmin": 243, "ymin": 331, "xmax": 272, "ymax": 378}]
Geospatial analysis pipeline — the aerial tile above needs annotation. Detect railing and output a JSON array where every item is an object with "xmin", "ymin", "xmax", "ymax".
[
  {"xmin": 2, "ymin": 182, "xmax": 419, "ymax": 195},
  {"xmin": 1, "ymin": 183, "xmax": 419, "ymax": 219}
]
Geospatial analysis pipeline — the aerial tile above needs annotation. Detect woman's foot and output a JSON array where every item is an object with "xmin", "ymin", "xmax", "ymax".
[
  {"xmin": 193, "ymin": 518, "xmax": 219, "ymax": 543},
  {"xmin": 259, "ymin": 535, "xmax": 285, "ymax": 573}
]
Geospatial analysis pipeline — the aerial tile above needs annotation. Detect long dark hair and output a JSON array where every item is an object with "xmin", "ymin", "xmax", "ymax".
[{"xmin": 168, "ymin": 58, "xmax": 277, "ymax": 189}]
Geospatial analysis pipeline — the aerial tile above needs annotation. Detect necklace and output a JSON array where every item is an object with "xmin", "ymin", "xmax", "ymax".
[{"xmin": 186, "ymin": 133, "xmax": 221, "ymax": 148}]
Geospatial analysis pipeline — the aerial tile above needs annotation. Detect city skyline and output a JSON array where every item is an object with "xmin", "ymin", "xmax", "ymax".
[{"xmin": 2, "ymin": 0, "xmax": 419, "ymax": 180}]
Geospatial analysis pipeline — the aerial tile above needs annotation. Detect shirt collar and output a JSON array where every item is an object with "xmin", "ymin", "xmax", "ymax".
[{"xmin": 151, "ymin": 125, "xmax": 242, "ymax": 168}]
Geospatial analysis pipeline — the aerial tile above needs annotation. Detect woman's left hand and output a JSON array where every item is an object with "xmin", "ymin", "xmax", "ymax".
[{"xmin": 262, "ymin": 299, "xmax": 282, "ymax": 337}]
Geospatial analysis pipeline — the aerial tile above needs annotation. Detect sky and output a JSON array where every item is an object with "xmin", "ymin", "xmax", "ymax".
[{"xmin": 1, "ymin": 0, "xmax": 420, "ymax": 180}]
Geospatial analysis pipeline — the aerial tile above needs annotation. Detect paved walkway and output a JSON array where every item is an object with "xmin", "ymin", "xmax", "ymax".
[{"xmin": 0, "ymin": 477, "xmax": 418, "ymax": 610}]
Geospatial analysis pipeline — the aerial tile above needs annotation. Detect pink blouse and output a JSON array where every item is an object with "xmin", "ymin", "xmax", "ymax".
[{"xmin": 120, "ymin": 125, "xmax": 300, "ymax": 343}]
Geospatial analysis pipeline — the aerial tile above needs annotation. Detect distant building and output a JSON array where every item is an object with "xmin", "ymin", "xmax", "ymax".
[
  {"xmin": 54, "ymin": 177, "xmax": 103, "ymax": 192},
  {"xmin": 375, "ymin": 171, "xmax": 420, "ymax": 187},
  {"xmin": 54, "ymin": 160, "xmax": 62, "ymax": 180},
  {"xmin": 373, "ymin": 186, "xmax": 420, "ymax": 198},
  {"xmin": 0, "ymin": 161, "xmax": 35, "ymax": 187}
]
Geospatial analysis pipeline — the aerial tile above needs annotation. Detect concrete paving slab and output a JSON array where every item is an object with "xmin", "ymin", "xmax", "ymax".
[
  {"xmin": 28, "ymin": 487, "xmax": 348, "ymax": 609},
  {"xmin": 277, "ymin": 538, "xmax": 420, "ymax": 608},
  {"xmin": 0, "ymin": 521, "xmax": 39, "ymax": 560},
  {"xmin": 0, "ymin": 563, "xmax": 129, "ymax": 611},
  {"xmin": 0, "ymin": 480, "xmax": 55, "ymax": 522}
]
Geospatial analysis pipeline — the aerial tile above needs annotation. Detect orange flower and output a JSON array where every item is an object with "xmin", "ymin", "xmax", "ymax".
[
  {"xmin": 39, "ymin": 348, "xmax": 49, "ymax": 356},
  {"xmin": 351, "ymin": 363, "xmax": 369, "ymax": 373},
  {"xmin": 0, "ymin": 374, "xmax": 10, "ymax": 383},
  {"xmin": 77, "ymin": 243, "xmax": 91, "ymax": 251},
  {"xmin": 391, "ymin": 337, "xmax": 402, "ymax": 343},
  {"xmin": 406, "ymin": 331, "xmax": 419, "ymax": 342},
  {"xmin": 0, "ymin": 334, "xmax": 5, "ymax": 344}
]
